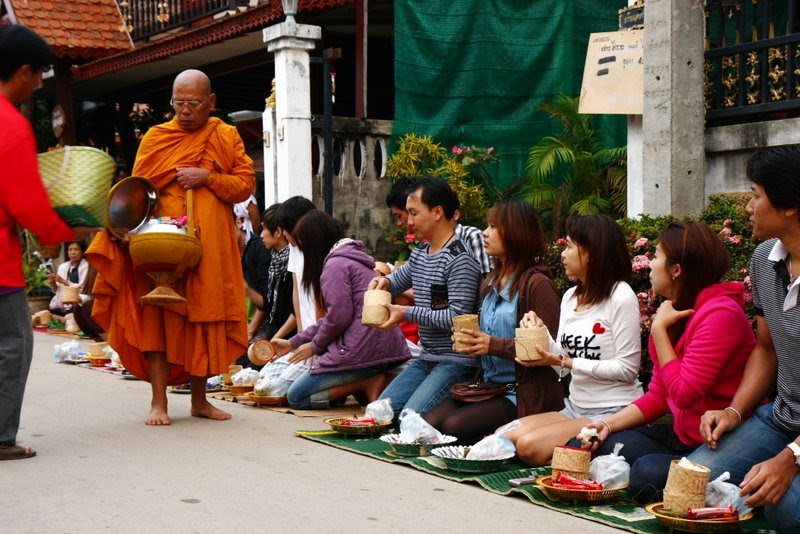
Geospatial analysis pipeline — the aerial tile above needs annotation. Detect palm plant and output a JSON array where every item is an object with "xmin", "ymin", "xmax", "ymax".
[{"xmin": 525, "ymin": 94, "xmax": 627, "ymax": 236}]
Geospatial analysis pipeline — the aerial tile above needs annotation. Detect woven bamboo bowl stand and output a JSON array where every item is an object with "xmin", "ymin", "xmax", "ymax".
[{"xmin": 129, "ymin": 189, "xmax": 201, "ymax": 306}]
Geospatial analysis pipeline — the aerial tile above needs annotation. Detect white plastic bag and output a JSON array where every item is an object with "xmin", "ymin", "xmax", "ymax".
[
  {"xmin": 254, "ymin": 375, "xmax": 289, "ymax": 396},
  {"xmin": 588, "ymin": 442, "xmax": 630, "ymax": 489},
  {"xmin": 466, "ymin": 420, "xmax": 519, "ymax": 460},
  {"xmin": 398, "ymin": 408, "xmax": 444, "ymax": 444},
  {"xmin": 705, "ymin": 471, "xmax": 752, "ymax": 516},
  {"xmin": 231, "ymin": 368, "xmax": 260, "ymax": 386},
  {"xmin": 53, "ymin": 340, "xmax": 83, "ymax": 362},
  {"xmin": 365, "ymin": 398, "xmax": 394, "ymax": 424}
]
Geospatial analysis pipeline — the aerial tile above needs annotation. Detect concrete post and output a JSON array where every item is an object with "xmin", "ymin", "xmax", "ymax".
[
  {"xmin": 263, "ymin": 21, "xmax": 321, "ymax": 201},
  {"xmin": 642, "ymin": 0, "xmax": 706, "ymax": 217}
]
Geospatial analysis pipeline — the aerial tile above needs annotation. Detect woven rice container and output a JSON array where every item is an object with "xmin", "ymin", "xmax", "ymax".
[
  {"xmin": 515, "ymin": 326, "xmax": 549, "ymax": 361},
  {"xmin": 61, "ymin": 286, "xmax": 80, "ymax": 304},
  {"xmin": 361, "ymin": 289, "xmax": 391, "ymax": 326},
  {"xmin": 452, "ymin": 314, "xmax": 479, "ymax": 351},
  {"xmin": 662, "ymin": 459, "xmax": 711, "ymax": 514},
  {"xmin": 87, "ymin": 342, "xmax": 108, "ymax": 357},
  {"xmin": 551, "ymin": 446, "xmax": 591, "ymax": 480}
]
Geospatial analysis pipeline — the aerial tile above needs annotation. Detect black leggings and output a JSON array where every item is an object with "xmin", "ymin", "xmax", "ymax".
[{"xmin": 424, "ymin": 396, "xmax": 517, "ymax": 445}]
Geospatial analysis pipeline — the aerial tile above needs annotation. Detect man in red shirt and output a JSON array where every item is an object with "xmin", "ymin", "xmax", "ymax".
[{"xmin": 0, "ymin": 25, "xmax": 96, "ymax": 460}]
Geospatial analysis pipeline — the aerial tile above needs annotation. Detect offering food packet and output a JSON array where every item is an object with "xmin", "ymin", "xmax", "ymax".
[
  {"xmin": 231, "ymin": 368, "xmax": 259, "ymax": 386},
  {"xmin": 53, "ymin": 340, "xmax": 83, "ymax": 362},
  {"xmin": 364, "ymin": 398, "xmax": 393, "ymax": 424},
  {"xmin": 254, "ymin": 375, "xmax": 289, "ymax": 396},
  {"xmin": 398, "ymin": 409, "xmax": 444, "ymax": 444},
  {"xmin": 466, "ymin": 420, "xmax": 519, "ymax": 460},
  {"xmin": 578, "ymin": 426, "xmax": 599, "ymax": 445},
  {"xmin": 588, "ymin": 442, "xmax": 630, "ymax": 489},
  {"xmin": 705, "ymin": 471, "xmax": 752, "ymax": 516}
]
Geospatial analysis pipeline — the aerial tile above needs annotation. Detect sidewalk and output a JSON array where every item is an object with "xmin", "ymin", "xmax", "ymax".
[{"xmin": 1, "ymin": 331, "xmax": 622, "ymax": 533}]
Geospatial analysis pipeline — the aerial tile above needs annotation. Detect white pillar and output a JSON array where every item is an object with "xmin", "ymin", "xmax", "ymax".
[
  {"xmin": 263, "ymin": 21, "xmax": 321, "ymax": 202},
  {"xmin": 262, "ymin": 105, "xmax": 278, "ymax": 207},
  {"xmin": 626, "ymin": 0, "xmax": 644, "ymax": 219}
]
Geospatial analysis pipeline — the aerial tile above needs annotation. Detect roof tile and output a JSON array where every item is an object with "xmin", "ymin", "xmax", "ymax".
[{"xmin": 9, "ymin": 0, "xmax": 132, "ymax": 59}]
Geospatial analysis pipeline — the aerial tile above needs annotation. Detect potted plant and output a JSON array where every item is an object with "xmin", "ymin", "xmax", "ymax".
[{"xmin": 20, "ymin": 229, "xmax": 55, "ymax": 313}]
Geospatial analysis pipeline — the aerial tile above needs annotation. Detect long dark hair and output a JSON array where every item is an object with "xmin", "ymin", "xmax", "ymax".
[
  {"xmin": 567, "ymin": 215, "xmax": 631, "ymax": 307},
  {"xmin": 293, "ymin": 210, "xmax": 345, "ymax": 306},
  {"xmin": 658, "ymin": 221, "xmax": 729, "ymax": 344},
  {"xmin": 482, "ymin": 199, "xmax": 547, "ymax": 299}
]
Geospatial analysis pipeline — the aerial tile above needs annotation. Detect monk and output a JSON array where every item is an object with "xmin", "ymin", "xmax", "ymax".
[{"xmin": 87, "ymin": 70, "xmax": 255, "ymax": 425}]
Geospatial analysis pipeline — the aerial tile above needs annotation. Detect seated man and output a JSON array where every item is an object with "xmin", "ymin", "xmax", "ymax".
[{"xmin": 370, "ymin": 177, "xmax": 482, "ymax": 418}]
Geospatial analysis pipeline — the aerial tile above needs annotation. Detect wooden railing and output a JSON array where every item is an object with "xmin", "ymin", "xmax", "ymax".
[
  {"xmin": 704, "ymin": 0, "xmax": 800, "ymax": 124},
  {"xmin": 119, "ymin": 0, "xmax": 257, "ymax": 42}
]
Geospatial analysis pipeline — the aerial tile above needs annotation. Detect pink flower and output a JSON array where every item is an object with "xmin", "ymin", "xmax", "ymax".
[
  {"xmin": 719, "ymin": 227, "xmax": 732, "ymax": 238},
  {"xmin": 632, "ymin": 254, "xmax": 651, "ymax": 272},
  {"xmin": 725, "ymin": 235, "xmax": 743, "ymax": 246},
  {"xmin": 404, "ymin": 233, "xmax": 416, "ymax": 244},
  {"xmin": 556, "ymin": 238, "xmax": 567, "ymax": 247},
  {"xmin": 740, "ymin": 267, "xmax": 749, "ymax": 275},
  {"xmin": 451, "ymin": 145, "xmax": 463, "ymax": 155},
  {"xmin": 487, "ymin": 147, "xmax": 495, "ymax": 153},
  {"xmin": 723, "ymin": 219, "xmax": 733, "ymax": 227},
  {"xmin": 634, "ymin": 237, "xmax": 649, "ymax": 249}
]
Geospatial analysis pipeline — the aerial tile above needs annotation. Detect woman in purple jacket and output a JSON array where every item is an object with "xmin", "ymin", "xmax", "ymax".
[{"xmin": 273, "ymin": 210, "xmax": 410, "ymax": 409}]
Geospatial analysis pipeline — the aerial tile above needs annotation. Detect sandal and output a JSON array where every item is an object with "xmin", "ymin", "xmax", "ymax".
[{"xmin": 0, "ymin": 443, "xmax": 37, "ymax": 461}]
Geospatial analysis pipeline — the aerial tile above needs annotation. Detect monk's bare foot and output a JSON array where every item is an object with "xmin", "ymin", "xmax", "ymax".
[
  {"xmin": 145, "ymin": 406, "xmax": 171, "ymax": 426},
  {"xmin": 191, "ymin": 400, "xmax": 231, "ymax": 421}
]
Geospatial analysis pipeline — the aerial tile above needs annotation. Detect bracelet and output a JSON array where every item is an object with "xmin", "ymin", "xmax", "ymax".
[
  {"xmin": 599, "ymin": 418, "xmax": 613, "ymax": 435},
  {"xmin": 724, "ymin": 406, "xmax": 742, "ymax": 424}
]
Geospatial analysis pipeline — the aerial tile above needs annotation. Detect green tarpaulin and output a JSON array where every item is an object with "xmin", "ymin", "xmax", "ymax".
[{"xmin": 393, "ymin": 0, "xmax": 628, "ymax": 187}]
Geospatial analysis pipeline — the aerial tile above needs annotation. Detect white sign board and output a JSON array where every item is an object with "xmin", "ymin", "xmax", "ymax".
[{"xmin": 579, "ymin": 30, "xmax": 644, "ymax": 115}]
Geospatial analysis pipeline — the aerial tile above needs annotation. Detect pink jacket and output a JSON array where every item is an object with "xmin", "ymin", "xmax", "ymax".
[{"xmin": 633, "ymin": 282, "xmax": 756, "ymax": 446}]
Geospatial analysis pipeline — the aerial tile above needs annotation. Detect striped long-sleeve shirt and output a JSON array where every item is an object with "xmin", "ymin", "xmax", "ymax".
[{"xmin": 387, "ymin": 239, "xmax": 481, "ymax": 365}]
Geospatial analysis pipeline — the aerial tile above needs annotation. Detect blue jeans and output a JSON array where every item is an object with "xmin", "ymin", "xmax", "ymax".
[
  {"xmin": 286, "ymin": 367, "xmax": 382, "ymax": 409},
  {"xmin": 0, "ymin": 290, "xmax": 34, "ymax": 444},
  {"xmin": 566, "ymin": 422, "xmax": 696, "ymax": 503},
  {"xmin": 378, "ymin": 359, "xmax": 474, "ymax": 418},
  {"xmin": 688, "ymin": 402, "xmax": 800, "ymax": 532}
]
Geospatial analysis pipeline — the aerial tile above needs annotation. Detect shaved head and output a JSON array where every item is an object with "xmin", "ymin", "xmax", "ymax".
[{"xmin": 171, "ymin": 69, "xmax": 215, "ymax": 131}]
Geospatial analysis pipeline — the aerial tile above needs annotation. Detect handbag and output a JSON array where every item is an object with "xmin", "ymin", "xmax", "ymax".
[{"xmin": 450, "ymin": 381, "xmax": 515, "ymax": 403}]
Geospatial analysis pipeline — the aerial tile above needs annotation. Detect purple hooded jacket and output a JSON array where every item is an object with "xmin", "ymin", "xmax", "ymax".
[{"xmin": 290, "ymin": 240, "xmax": 410, "ymax": 374}]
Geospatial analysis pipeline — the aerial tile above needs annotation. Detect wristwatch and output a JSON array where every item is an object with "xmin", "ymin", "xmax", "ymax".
[{"xmin": 786, "ymin": 442, "xmax": 800, "ymax": 468}]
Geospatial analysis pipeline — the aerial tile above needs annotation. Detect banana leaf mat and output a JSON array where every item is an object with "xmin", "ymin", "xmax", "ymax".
[{"xmin": 296, "ymin": 430, "xmax": 775, "ymax": 534}]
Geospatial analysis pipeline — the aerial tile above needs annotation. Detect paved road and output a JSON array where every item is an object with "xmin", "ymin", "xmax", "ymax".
[{"xmin": 1, "ymin": 331, "xmax": 623, "ymax": 533}]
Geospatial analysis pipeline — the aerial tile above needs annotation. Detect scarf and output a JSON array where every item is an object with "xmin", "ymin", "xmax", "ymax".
[{"xmin": 267, "ymin": 245, "xmax": 290, "ymax": 324}]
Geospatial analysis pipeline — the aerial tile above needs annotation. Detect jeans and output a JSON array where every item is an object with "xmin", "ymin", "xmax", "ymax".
[
  {"xmin": 378, "ymin": 359, "xmax": 474, "ymax": 418},
  {"xmin": 0, "ymin": 290, "xmax": 34, "ymax": 444},
  {"xmin": 688, "ymin": 402, "xmax": 800, "ymax": 532},
  {"xmin": 566, "ymin": 422, "xmax": 696, "ymax": 503},
  {"xmin": 286, "ymin": 367, "xmax": 381, "ymax": 409}
]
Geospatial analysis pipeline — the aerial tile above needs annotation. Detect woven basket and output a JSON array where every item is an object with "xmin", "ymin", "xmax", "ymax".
[
  {"xmin": 38, "ymin": 146, "xmax": 116, "ymax": 227},
  {"xmin": 663, "ymin": 459, "xmax": 711, "ymax": 515},
  {"xmin": 247, "ymin": 339, "xmax": 275, "ymax": 365},
  {"xmin": 361, "ymin": 289, "xmax": 391, "ymax": 326},
  {"xmin": 452, "ymin": 314, "xmax": 479, "ymax": 351},
  {"xmin": 515, "ymin": 326, "xmax": 548, "ymax": 361},
  {"xmin": 537, "ymin": 475, "xmax": 627, "ymax": 503},
  {"xmin": 228, "ymin": 385, "xmax": 254, "ymax": 395},
  {"xmin": 551, "ymin": 446, "xmax": 591, "ymax": 480}
]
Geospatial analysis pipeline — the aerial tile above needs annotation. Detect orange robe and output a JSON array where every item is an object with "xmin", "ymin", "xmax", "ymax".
[{"xmin": 87, "ymin": 117, "xmax": 254, "ymax": 384}]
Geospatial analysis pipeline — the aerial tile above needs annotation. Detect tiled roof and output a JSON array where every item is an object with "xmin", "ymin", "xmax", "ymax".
[
  {"xmin": 7, "ymin": 0, "xmax": 132, "ymax": 60},
  {"xmin": 74, "ymin": 0, "xmax": 352, "ymax": 81}
]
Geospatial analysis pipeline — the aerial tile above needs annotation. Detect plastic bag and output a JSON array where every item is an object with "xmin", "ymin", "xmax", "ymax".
[
  {"xmin": 705, "ymin": 471, "xmax": 752, "ymax": 516},
  {"xmin": 398, "ymin": 408, "xmax": 444, "ymax": 444},
  {"xmin": 231, "ymin": 368, "xmax": 260, "ymax": 386},
  {"xmin": 466, "ymin": 420, "xmax": 519, "ymax": 460},
  {"xmin": 365, "ymin": 398, "xmax": 394, "ymax": 424},
  {"xmin": 254, "ymin": 375, "xmax": 289, "ymax": 396},
  {"xmin": 588, "ymin": 442, "xmax": 630, "ymax": 489},
  {"xmin": 53, "ymin": 340, "xmax": 83, "ymax": 362}
]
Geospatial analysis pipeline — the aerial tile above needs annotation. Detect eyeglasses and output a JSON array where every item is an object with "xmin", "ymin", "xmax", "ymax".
[{"xmin": 170, "ymin": 97, "xmax": 205, "ymax": 111}]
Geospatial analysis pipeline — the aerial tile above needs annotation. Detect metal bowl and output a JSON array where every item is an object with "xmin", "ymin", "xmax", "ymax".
[
  {"xmin": 430, "ymin": 445, "xmax": 514, "ymax": 474},
  {"xmin": 379, "ymin": 434, "xmax": 457, "ymax": 457},
  {"xmin": 106, "ymin": 176, "xmax": 158, "ymax": 238}
]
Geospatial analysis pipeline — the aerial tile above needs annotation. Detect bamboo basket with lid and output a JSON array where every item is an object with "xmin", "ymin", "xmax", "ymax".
[
  {"xmin": 551, "ymin": 445, "xmax": 591, "ymax": 480},
  {"xmin": 662, "ymin": 458, "xmax": 711, "ymax": 515}
]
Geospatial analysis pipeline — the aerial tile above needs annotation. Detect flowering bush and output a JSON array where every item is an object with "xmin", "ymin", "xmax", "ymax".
[
  {"xmin": 385, "ymin": 229, "xmax": 423, "ymax": 262},
  {"xmin": 541, "ymin": 194, "xmax": 757, "ymax": 385}
]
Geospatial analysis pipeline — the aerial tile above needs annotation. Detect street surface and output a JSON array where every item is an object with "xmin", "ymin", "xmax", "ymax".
[{"xmin": 1, "ymin": 331, "xmax": 622, "ymax": 533}]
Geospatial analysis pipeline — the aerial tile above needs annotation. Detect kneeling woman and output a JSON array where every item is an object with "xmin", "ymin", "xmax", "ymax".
[
  {"xmin": 425, "ymin": 200, "xmax": 563, "ymax": 443},
  {"xmin": 273, "ymin": 210, "xmax": 410, "ymax": 409}
]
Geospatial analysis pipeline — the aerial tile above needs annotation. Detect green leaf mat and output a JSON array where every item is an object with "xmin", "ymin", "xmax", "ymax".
[{"xmin": 296, "ymin": 430, "xmax": 775, "ymax": 533}]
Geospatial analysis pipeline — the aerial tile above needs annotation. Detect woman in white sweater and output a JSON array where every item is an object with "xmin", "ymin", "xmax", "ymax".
[{"xmin": 505, "ymin": 215, "xmax": 643, "ymax": 466}]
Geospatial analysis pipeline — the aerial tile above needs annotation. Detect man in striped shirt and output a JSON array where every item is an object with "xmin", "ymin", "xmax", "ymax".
[
  {"xmin": 691, "ymin": 146, "xmax": 800, "ymax": 532},
  {"xmin": 371, "ymin": 178, "xmax": 481, "ymax": 418}
]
